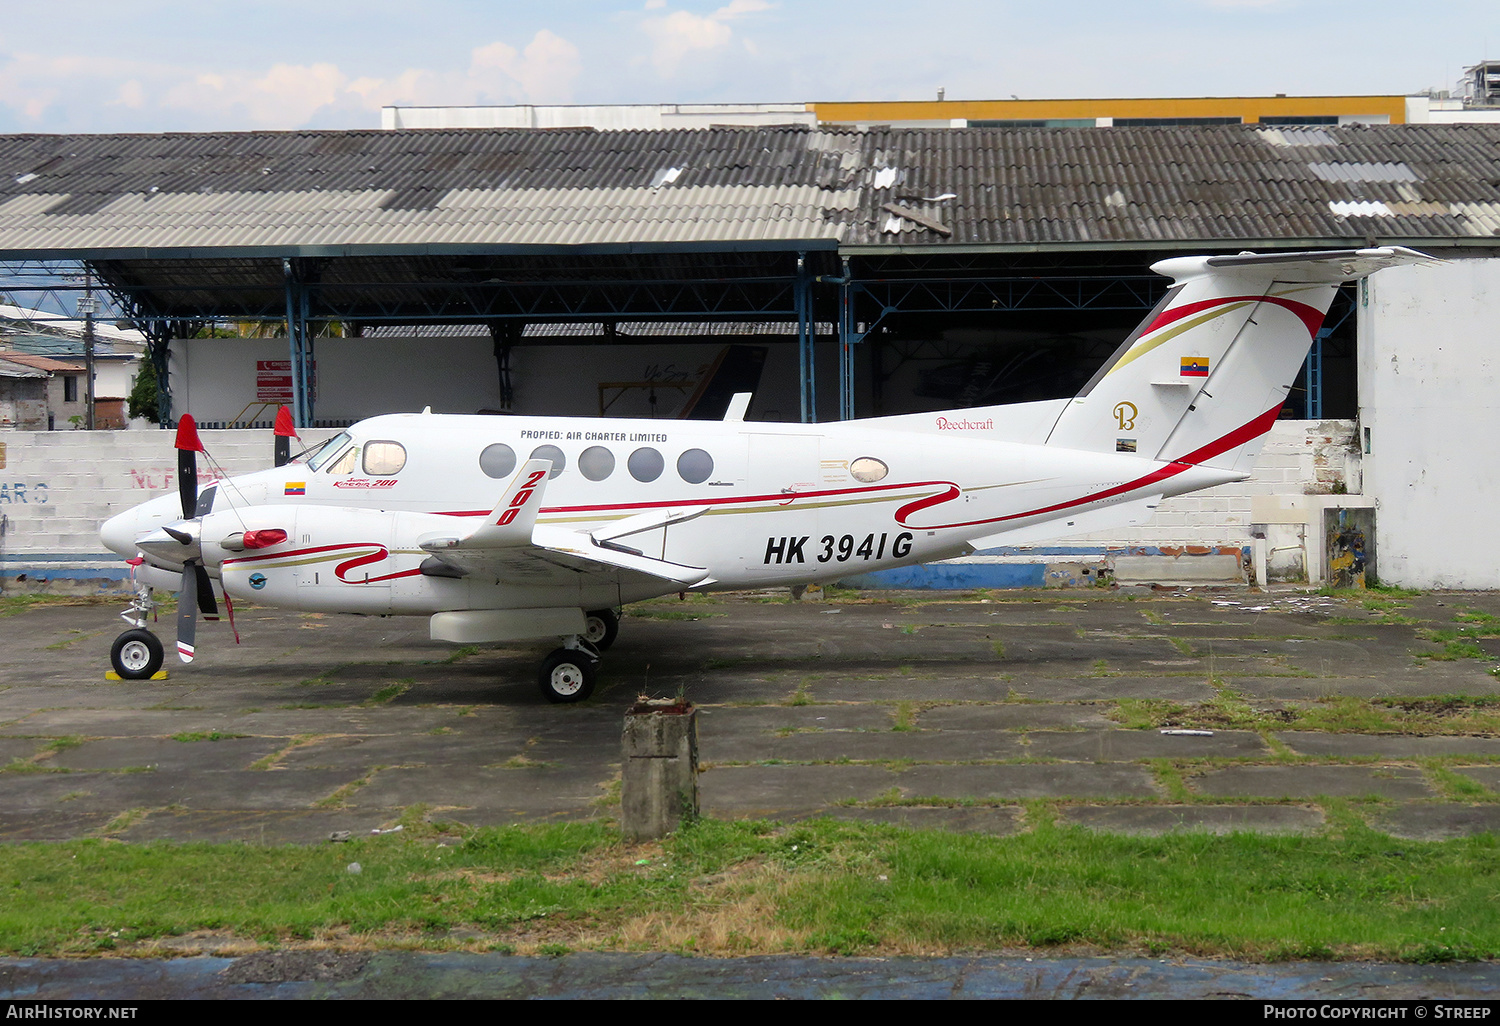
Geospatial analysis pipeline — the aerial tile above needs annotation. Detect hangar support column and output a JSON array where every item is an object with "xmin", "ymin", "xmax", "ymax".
[
  {"xmin": 282, "ymin": 258, "xmax": 315, "ymax": 428},
  {"xmin": 795, "ymin": 252, "xmax": 816, "ymax": 423}
]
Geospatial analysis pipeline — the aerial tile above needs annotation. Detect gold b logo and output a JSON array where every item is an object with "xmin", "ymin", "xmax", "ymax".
[{"xmin": 1113, "ymin": 401, "xmax": 1138, "ymax": 431}]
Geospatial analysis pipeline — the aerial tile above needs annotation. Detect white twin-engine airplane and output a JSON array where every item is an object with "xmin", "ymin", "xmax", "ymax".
[{"xmin": 99, "ymin": 248, "xmax": 1426, "ymax": 702}]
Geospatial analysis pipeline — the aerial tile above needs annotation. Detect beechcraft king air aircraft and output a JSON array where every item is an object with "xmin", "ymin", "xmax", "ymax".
[{"xmin": 99, "ymin": 248, "xmax": 1426, "ymax": 702}]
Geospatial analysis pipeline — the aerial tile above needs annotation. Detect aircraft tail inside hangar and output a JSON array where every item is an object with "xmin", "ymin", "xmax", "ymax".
[{"xmin": 1, "ymin": 123, "xmax": 1498, "ymax": 588}]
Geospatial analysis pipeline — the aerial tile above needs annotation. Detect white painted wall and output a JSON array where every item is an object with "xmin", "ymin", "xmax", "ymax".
[
  {"xmin": 1359, "ymin": 255, "xmax": 1500, "ymax": 588},
  {"xmin": 0, "ymin": 427, "xmax": 342, "ymax": 556},
  {"xmin": 1022, "ymin": 419, "xmax": 1361, "ymax": 581}
]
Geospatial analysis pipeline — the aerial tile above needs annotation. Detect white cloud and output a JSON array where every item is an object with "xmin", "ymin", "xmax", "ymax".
[
  {"xmin": 0, "ymin": 29, "xmax": 581, "ymax": 131},
  {"xmin": 640, "ymin": 2, "xmax": 773, "ymax": 76},
  {"xmin": 715, "ymin": 0, "xmax": 773, "ymax": 18}
]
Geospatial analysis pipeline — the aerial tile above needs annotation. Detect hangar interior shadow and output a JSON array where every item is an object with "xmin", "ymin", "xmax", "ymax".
[{"xmin": 23, "ymin": 245, "xmax": 1356, "ymax": 424}]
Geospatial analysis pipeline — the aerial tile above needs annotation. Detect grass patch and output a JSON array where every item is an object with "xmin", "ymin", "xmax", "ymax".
[
  {"xmin": 3, "ymin": 819, "xmax": 1499, "ymax": 960},
  {"xmin": 171, "ymin": 731, "xmax": 242, "ymax": 743},
  {"xmin": 366, "ymin": 682, "xmax": 412, "ymax": 706},
  {"xmin": 43, "ymin": 629, "xmax": 106, "ymax": 651},
  {"xmin": 1168, "ymin": 637, "xmax": 1196, "ymax": 657},
  {"xmin": 1416, "ymin": 630, "xmax": 1489, "ymax": 661},
  {"xmin": 628, "ymin": 609, "xmax": 726, "ymax": 621},
  {"xmin": 0, "ymin": 595, "xmax": 116, "ymax": 618}
]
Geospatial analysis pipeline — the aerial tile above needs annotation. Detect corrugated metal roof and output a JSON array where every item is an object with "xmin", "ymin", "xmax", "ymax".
[{"xmin": 0, "ymin": 124, "xmax": 1496, "ymax": 256}]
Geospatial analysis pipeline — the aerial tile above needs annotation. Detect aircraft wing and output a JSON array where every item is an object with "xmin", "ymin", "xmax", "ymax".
[
  {"xmin": 419, "ymin": 525, "xmax": 709, "ymax": 589},
  {"xmin": 415, "ymin": 462, "xmax": 709, "ymax": 589}
]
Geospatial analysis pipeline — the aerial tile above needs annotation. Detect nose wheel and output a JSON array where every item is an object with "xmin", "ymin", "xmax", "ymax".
[
  {"xmin": 111, "ymin": 629, "xmax": 164, "ymax": 680},
  {"xmin": 538, "ymin": 641, "xmax": 600, "ymax": 703}
]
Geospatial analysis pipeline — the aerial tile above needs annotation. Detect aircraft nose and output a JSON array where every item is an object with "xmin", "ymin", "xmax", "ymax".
[{"xmin": 100, "ymin": 509, "xmax": 142, "ymax": 557}]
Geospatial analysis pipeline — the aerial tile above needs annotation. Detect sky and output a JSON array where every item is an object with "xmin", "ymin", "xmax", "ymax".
[{"xmin": 0, "ymin": 0, "xmax": 1493, "ymax": 134}]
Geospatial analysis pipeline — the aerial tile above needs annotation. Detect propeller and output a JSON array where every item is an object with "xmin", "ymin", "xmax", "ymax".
[
  {"xmin": 169, "ymin": 415, "xmax": 219, "ymax": 660},
  {"xmin": 136, "ymin": 412, "xmax": 284, "ymax": 664}
]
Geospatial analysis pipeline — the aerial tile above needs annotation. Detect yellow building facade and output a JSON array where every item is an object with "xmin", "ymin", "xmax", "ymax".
[{"xmin": 808, "ymin": 95, "xmax": 1410, "ymax": 127}]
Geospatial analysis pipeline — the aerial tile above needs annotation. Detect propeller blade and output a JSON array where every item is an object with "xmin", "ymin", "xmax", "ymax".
[
  {"xmin": 175, "ymin": 414, "xmax": 204, "ymax": 520},
  {"xmin": 176, "ymin": 558, "xmax": 198, "ymax": 662},
  {"xmin": 194, "ymin": 561, "xmax": 219, "ymax": 622}
]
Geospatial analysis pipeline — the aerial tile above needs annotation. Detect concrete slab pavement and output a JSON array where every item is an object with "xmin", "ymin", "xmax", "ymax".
[{"xmin": 2, "ymin": 587, "xmax": 1500, "ymax": 842}]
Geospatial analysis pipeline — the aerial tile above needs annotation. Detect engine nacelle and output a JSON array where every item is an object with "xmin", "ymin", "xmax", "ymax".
[{"xmin": 207, "ymin": 504, "xmax": 406, "ymax": 613}]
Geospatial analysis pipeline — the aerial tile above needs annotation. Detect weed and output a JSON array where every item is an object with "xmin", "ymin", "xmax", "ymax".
[{"xmin": 366, "ymin": 683, "xmax": 412, "ymax": 705}]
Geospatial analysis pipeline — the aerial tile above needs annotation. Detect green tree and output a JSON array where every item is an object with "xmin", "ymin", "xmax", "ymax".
[{"xmin": 127, "ymin": 358, "xmax": 160, "ymax": 424}]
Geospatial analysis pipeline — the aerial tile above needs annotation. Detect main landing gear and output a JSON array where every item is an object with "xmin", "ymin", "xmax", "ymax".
[
  {"xmin": 581, "ymin": 607, "xmax": 619, "ymax": 650},
  {"xmin": 110, "ymin": 586, "xmax": 164, "ymax": 679},
  {"xmin": 536, "ymin": 608, "xmax": 619, "ymax": 703}
]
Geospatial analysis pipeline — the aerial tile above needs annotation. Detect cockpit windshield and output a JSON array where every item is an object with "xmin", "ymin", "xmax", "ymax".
[{"xmin": 299, "ymin": 432, "xmax": 352, "ymax": 471}]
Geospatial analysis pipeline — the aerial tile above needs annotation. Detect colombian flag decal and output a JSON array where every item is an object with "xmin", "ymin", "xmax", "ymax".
[
  {"xmin": 1180, "ymin": 356, "xmax": 1210, "ymax": 377},
  {"xmin": 284, "ymin": 482, "xmax": 306, "ymax": 496}
]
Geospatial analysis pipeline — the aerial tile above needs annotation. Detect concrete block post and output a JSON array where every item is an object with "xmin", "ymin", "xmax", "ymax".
[{"xmin": 621, "ymin": 699, "xmax": 699, "ymax": 842}]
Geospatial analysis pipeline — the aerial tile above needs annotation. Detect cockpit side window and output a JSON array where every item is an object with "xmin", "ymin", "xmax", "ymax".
[
  {"xmin": 305, "ymin": 432, "xmax": 352, "ymax": 470},
  {"xmin": 363, "ymin": 441, "xmax": 407, "ymax": 476},
  {"xmin": 326, "ymin": 445, "xmax": 360, "ymax": 475}
]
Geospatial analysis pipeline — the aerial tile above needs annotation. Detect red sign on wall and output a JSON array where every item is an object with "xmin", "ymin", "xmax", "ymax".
[{"xmin": 256, "ymin": 360, "xmax": 314, "ymax": 402}]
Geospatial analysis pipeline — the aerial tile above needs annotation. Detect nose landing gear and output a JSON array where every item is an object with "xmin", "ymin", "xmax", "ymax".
[
  {"xmin": 110, "ymin": 585, "xmax": 164, "ymax": 679},
  {"xmin": 111, "ymin": 629, "xmax": 164, "ymax": 679}
]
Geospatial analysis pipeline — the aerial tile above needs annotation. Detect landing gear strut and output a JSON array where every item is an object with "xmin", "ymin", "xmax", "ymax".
[
  {"xmin": 538, "ymin": 636, "xmax": 600, "ymax": 703},
  {"xmin": 110, "ymin": 585, "xmax": 164, "ymax": 679}
]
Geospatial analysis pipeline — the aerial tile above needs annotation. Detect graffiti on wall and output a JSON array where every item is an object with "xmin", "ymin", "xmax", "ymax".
[{"xmin": 0, "ymin": 482, "xmax": 47, "ymax": 503}]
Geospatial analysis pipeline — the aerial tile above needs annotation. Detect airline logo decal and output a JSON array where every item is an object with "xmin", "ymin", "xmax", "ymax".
[
  {"xmin": 332, "ymin": 478, "xmax": 398, "ymax": 490},
  {"xmin": 1114, "ymin": 401, "xmax": 1138, "ymax": 431}
]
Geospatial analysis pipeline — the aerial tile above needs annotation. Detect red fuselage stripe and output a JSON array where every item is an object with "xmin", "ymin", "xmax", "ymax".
[{"xmin": 1145, "ymin": 294, "xmax": 1325, "ymax": 340}]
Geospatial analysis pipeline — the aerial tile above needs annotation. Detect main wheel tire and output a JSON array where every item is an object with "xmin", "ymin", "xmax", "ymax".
[
  {"xmin": 538, "ymin": 648, "xmax": 598, "ymax": 704},
  {"xmin": 111, "ymin": 629, "xmax": 164, "ymax": 680},
  {"xmin": 582, "ymin": 608, "xmax": 619, "ymax": 650}
]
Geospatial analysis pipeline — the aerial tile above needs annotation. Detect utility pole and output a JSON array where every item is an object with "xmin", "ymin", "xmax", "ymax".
[{"xmin": 77, "ymin": 271, "xmax": 98, "ymax": 430}]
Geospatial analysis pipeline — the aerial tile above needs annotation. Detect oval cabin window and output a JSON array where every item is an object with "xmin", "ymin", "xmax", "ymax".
[
  {"xmin": 578, "ymin": 446, "xmax": 615, "ymax": 482},
  {"xmin": 677, "ymin": 448, "xmax": 714, "ymax": 484},
  {"xmin": 850, "ymin": 457, "xmax": 888, "ymax": 483},
  {"xmin": 628, "ymin": 447, "xmax": 664, "ymax": 482},
  {"xmin": 479, "ymin": 443, "xmax": 517, "ymax": 479},
  {"xmin": 529, "ymin": 445, "xmax": 566, "ymax": 479}
]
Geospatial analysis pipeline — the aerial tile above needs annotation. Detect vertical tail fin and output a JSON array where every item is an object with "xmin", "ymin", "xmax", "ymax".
[{"xmin": 1044, "ymin": 248, "xmax": 1428, "ymax": 473}]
